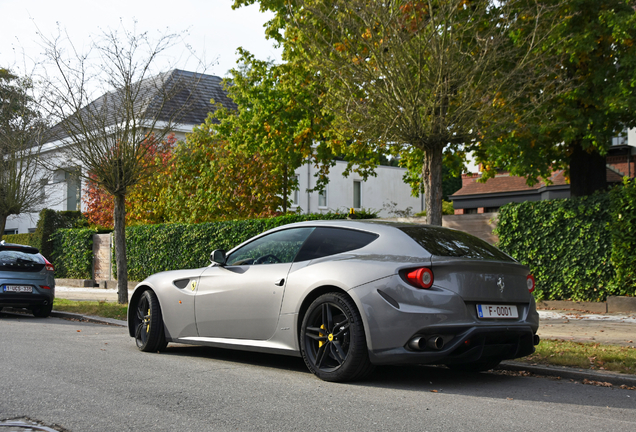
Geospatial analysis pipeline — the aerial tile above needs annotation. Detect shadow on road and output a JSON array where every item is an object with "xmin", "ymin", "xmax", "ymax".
[{"xmin": 158, "ymin": 343, "xmax": 634, "ymax": 410}]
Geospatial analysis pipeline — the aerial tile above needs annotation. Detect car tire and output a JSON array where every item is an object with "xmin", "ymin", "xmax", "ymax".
[
  {"xmin": 300, "ymin": 293, "xmax": 374, "ymax": 382},
  {"xmin": 31, "ymin": 303, "xmax": 53, "ymax": 318},
  {"xmin": 445, "ymin": 357, "xmax": 502, "ymax": 373},
  {"xmin": 133, "ymin": 290, "xmax": 168, "ymax": 352}
]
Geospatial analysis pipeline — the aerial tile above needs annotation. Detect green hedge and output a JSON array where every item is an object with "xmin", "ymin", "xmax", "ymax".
[
  {"xmin": 33, "ymin": 209, "xmax": 87, "ymax": 261},
  {"xmin": 609, "ymin": 178, "xmax": 636, "ymax": 294},
  {"xmin": 50, "ymin": 228, "xmax": 98, "ymax": 279},
  {"xmin": 125, "ymin": 212, "xmax": 375, "ymax": 281},
  {"xmin": 496, "ymin": 185, "xmax": 636, "ymax": 301},
  {"xmin": 2, "ymin": 233, "xmax": 37, "ymax": 247}
]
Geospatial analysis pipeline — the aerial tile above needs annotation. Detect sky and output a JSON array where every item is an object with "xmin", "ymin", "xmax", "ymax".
[{"xmin": 0, "ymin": 0, "xmax": 282, "ymax": 78}]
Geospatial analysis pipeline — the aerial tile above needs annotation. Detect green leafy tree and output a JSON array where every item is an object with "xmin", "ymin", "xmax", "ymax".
[
  {"xmin": 212, "ymin": 49, "xmax": 378, "ymax": 212},
  {"xmin": 0, "ymin": 68, "xmax": 50, "ymax": 239},
  {"xmin": 236, "ymin": 0, "xmax": 567, "ymax": 225},
  {"xmin": 160, "ymin": 119, "xmax": 283, "ymax": 222},
  {"xmin": 475, "ymin": 0, "xmax": 636, "ymax": 196}
]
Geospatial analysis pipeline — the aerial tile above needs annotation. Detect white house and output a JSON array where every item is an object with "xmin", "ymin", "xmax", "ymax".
[{"xmin": 4, "ymin": 70, "xmax": 421, "ymax": 234}]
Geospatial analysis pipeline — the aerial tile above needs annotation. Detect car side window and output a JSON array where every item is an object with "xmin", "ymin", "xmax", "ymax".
[
  {"xmin": 225, "ymin": 227, "xmax": 315, "ymax": 266},
  {"xmin": 294, "ymin": 227, "xmax": 379, "ymax": 262}
]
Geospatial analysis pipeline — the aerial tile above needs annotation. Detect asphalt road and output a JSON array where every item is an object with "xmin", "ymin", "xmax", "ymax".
[{"xmin": 1, "ymin": 313, "xmax": 635, "ymax": 432}]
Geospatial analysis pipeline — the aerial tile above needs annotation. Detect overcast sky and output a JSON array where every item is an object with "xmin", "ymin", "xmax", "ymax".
[{"xmin": 0, "ymin": 0, "xmax": 282, "ymax": 78}]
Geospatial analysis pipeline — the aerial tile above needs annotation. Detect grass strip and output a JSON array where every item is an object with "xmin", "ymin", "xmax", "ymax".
[
  {"xmin": 53, "ymin": 298, "xmax": 128, "ymax": 321},
  {"xmin": 519, "ymin": 339, "xmax": 636, "ymax": 375}
]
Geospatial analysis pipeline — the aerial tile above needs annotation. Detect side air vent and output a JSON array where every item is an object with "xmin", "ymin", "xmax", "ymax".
[{"xmin": 173, "ymin": 278, "xmax": 190, "ymax": 289}]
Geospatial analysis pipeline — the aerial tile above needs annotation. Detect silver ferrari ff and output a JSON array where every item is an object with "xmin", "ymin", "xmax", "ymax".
[{"xmin": 128, "ymin": 221, "xmax": 539, "ymax": 382}]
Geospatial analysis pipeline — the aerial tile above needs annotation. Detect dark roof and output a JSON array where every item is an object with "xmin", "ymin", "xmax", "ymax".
[
  {"xmin": 47, "ymin": 69, "xmax": 236, "ymax": 143},
  {"xmin": 452, "ymin": 170, "xmax": 568, "ymax": 197}
]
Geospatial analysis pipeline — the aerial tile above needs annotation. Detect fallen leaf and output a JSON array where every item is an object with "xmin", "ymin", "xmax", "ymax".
[
  {"xmin": 77, "ymin": 330, "xmax": 81, "ymax": 333},
  {"xmin": 430, "ymin": 390, "xmax": 438, "ymax": 393},
  {"xmin": 506, "ymin": 397, "xmax": 513, "ymax": 400}
]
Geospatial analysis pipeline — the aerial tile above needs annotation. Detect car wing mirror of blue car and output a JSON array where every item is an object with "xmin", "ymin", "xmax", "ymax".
[{"xmin": 210, "ymin": 249, "xmax": 227, "ymax": 266}]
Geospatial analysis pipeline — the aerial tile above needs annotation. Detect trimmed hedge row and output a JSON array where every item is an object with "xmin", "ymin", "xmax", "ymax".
[
  {"xmin": 50, "ymin": 228, "xmax": 98, "ymax": 279},
  {"xmin": 496, "ymin": 181, "xmax": 636, "ymax": 301},
  {"xmin": 125, "ymin": 212, "xmax": 375, "ymax": 281},
  {"xmin": 2, "ymin": 233, "xmax": 37, "ymax": 247}
]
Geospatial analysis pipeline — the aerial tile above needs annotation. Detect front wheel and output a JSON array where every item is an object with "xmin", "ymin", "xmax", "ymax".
[
  {"xmin": 133, "ymin": 290, "xmax": 168, "ymax": 352},
  {"xmin": 300, "ymin": 293, "xmax": 374, "ymax": 382}
]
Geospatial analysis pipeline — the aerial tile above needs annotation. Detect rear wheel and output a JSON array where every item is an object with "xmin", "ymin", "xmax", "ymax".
[
  {"xmin": 31, "ymin": 303, "xmax": 53, "ymax": 318},
  {"xmin": 300, "ymin": 293, "xmax": 374, "ymax": 382},
  {"xmin": 445, "ymin": 358, "xmax": 502, "ymax": 373},
  {"xmin": 133, "ymin": 290, "xmax": 168, "ymax": 352}
]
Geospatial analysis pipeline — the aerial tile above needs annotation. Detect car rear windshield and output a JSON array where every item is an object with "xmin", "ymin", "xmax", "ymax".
[
  {"xmin": 398, "ymin": 226, "xmax": 514, "ymax": 262},
  {"xmin": 0, "ymin": 250, "xmax": 45, "ymax": 272}
]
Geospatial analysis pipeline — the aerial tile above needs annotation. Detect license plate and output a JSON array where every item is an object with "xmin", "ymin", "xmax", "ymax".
[
  {"xmin": 3, "ymin": 285, "xmax": 33, "ymax": 293},
  {"xmin": 477, "ymin": 304, "xmax": 518, "ymax": 319}
]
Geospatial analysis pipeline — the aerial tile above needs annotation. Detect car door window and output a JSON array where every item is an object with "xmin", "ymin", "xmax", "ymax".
[
  {"xmin": 294, "ymin": 227, "xmax": 379, "ymax": 262},
  {"xmin": 226, "ymin": 227, "xmax": 315, "ymax": 266}
]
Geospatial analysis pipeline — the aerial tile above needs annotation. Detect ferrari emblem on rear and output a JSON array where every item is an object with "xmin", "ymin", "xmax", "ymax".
[
  {"xmin": 497, "ymin": 277, "xmax": 505, "ymax": 293},
  {"xmin": 191, "ymin": 280, "xmax": 197, "ymax": 291}
]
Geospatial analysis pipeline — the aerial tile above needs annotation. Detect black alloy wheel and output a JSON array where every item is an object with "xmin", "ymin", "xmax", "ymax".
[
  {"xmin": 134, "ymin": 290, "xmax": 168, "ymax": 352},
  {"xmin": 300, "ymin": 293, "xmax": 373, "ymax": 382}
]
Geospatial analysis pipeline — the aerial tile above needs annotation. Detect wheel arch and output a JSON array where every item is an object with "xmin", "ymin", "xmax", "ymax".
[
  {"xmin": 128, "ymin": 284, "xmax": 152, "ymax": 337},
  {"xmin": 296, "ymin": 285, "xmax": 368, "ymax": 347}
]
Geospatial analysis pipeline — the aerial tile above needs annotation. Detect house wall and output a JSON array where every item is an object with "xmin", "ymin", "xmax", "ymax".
[{"xmin": 292, "ymin": 160, "xmax": 422, "ymax": 218}]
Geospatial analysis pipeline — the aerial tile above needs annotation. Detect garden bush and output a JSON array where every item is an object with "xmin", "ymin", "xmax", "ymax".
[
  {"xmin": 496, "ymin": 185, "xmax": 636, "ymax": 301},
  {"xmin": 124, "ymin": 212, "xmax": 375, "ymax": 281},
  {"xmin": 50, "ymin": 228, "xmax": 98, "ymax": 279},
  {"xmin": 609, "ymin": 178, "xmax": 636, "ymax": 295},
  {"xmin": 33, "ymin": 209, "xmax": 88, "ymax": 261},
  {"xmin": 2, "ymin": 233, "xmax": 37, "ymax": 247}
]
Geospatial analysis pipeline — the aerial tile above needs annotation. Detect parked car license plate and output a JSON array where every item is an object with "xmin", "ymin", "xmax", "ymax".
[
  {"xmin": 3, "ymin": 285, "xmax": 33, "ymax": 293},
  {"xmin": 476, "ymin": 304, "xmax": 518, "ymax": 318}
]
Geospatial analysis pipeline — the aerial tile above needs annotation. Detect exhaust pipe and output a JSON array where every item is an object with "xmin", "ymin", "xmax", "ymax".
[
  {"xmin": 533, "ymin": 334, "xmax": 540, "ymax": 345},
  {"xmin": 427, "ymin": 336, "xmax": 444, "ymax": 350},
  {"xmin": 408, "ymin": 336, "xmax": 426, "ymax": 351}
]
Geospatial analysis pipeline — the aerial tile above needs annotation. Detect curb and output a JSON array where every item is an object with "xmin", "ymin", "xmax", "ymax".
[
  {"xmin": 50, "ymin": 310, "xmax": 127, "ymax": 327},
  {"xmin": 498, "ymin": 360, "xmax": 636, "ymax": 387}
]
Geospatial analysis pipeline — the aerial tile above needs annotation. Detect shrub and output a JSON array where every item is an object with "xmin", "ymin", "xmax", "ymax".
[
  {"xmin": 33, "ymin": 209, "xmax": 88, "ymax": 261},
  {"xmin": 2, "ymin": 233, "xmax": 37, "ymax": 247},
  {"xmin": 495, "ymin": 194, "xmax": 617, "ymax": 301},
  {"xmin": 50, "ymin": 228, "xmax": 98, "ymax": 279},
  {"xmin": 609, "ymin": 178, "xmax": 636, "ymax": 295},
  {"xmin": 124, "ymin": 212, "xmax": 376, "ymax": 281}
]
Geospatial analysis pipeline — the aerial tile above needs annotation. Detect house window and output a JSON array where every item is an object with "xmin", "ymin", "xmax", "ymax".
[
  {"xmin": 353, "ymin": 181, "xmax": 361, "ymax": 209},
  {"xmin": 464, "ymin": 208, "xmax": 478, "ymax": 214},
  {"xmin": 66, "ymin": 170, "xmax": 81, "ymax": 211},
  {"xmin": 291, "ymin": 175, "xmax": 299, "ymax": 206},
  {"xmin": 612, "ymin": 131, "xmax": 627, "ymax": 146},
  {"xmin": 4, "ymin": 229, "xmax": 18, "ymax": 235},
  {"xmin": 318, "ymin": 189, "xmax": 327, "ymax": 208}
]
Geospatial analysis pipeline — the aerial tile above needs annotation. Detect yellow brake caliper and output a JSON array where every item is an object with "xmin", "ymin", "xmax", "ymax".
[
  {"xmin": 319, "ymin": 324, "xmax": 325, "ymax": 347},
  {"xmin": 146, "ymin": 308, "xmax": 151, "ymax": 333}
]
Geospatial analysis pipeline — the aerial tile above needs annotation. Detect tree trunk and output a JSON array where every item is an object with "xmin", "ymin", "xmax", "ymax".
[
  {"xmin": 114, "ymin": 193, "xmax": 128, "ymax": 304},
  {"xmin": 0, "ymin": 215, "xmax": 6, "ymax": 241},
  {"xmin": 423, "ymin": 146, "xmax": 444, "ymax": 226},
  {"xmin": 569, "ymin": 140, "xmax": 607, "ymax": 197}
]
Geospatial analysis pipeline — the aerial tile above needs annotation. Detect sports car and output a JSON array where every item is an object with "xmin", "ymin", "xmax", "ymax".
[{"xmin": 128, "ymin": 220, "xmax": 539, "ymax": 382}]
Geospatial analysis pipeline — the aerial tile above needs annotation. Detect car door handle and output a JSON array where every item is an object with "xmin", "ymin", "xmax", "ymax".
[{"xmin": 274, "ymin": 278, "xmax": 285, "ymax": 286}]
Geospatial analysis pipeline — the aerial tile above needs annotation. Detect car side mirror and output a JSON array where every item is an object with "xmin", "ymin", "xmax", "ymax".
[{"xmin": 210, "ymin": 249, "xmax": 227, "ymax": 266}]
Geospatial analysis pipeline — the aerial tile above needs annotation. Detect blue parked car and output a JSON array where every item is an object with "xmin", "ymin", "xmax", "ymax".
[{"xmin": 0, "ymin": 240, "xmax": 55, "ymax": 317}]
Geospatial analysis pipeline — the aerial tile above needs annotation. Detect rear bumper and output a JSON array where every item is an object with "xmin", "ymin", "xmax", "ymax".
[
  {"xmin": 369, "ymin": 325, "xmax": 536, "ymax": 365},
  {"xmin": 0, "ymin": 292, "xmax": 54, "ymax": 308}
]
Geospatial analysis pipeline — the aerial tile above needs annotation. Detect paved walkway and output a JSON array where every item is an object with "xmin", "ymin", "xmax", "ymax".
[{"xmin": 55, "ymin": 286, "xmax": 636, "ymax": 348}]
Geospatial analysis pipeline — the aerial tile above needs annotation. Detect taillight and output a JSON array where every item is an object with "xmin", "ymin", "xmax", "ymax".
[
  {"xmin": 44, "ymin": 257, "xmax": 54, "ymax": 272},
  {"xmin": 526, "ymin": 274, "xmax": 535, "ymax": 293},
  {"xmin": 406, "ymin": 267, "xmax": 434, "ymax": 289},
  {"xmin": 41, "ymin": 286, "xmax": 51, "ymax": 290}
]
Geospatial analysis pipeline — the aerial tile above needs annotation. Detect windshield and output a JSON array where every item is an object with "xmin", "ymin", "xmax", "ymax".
[
  {"xmin": 398, "ymin": 226, "xmax": 514, "ymax": 262},
  {"xmin": 0, "ymin": 250, "xmax": 45, "ymax": 272}
]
